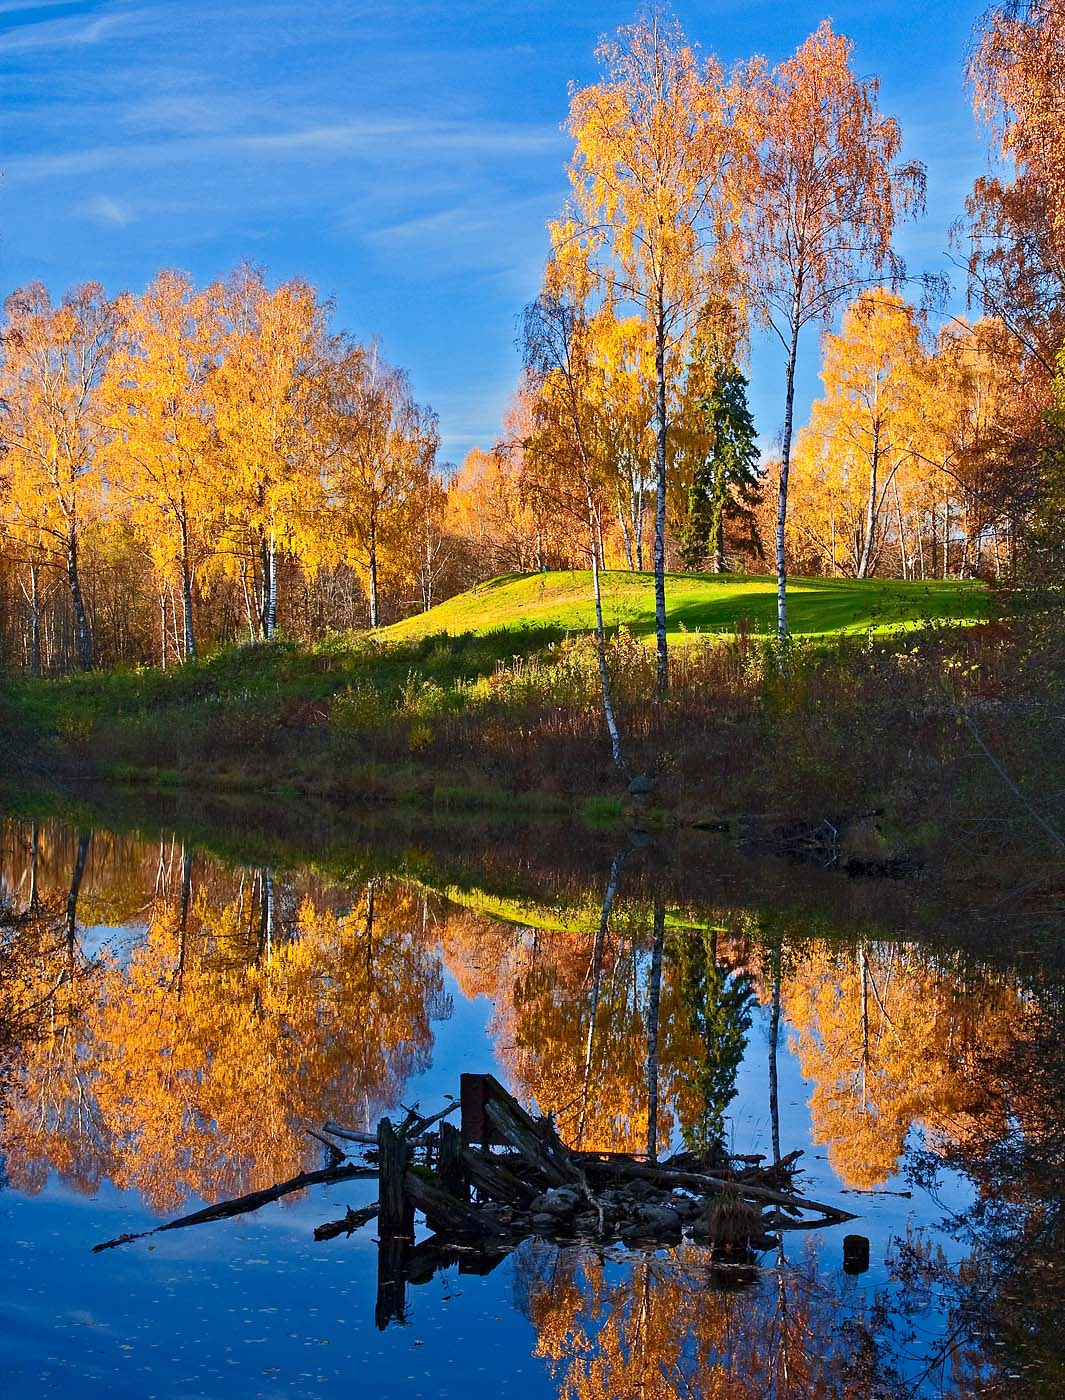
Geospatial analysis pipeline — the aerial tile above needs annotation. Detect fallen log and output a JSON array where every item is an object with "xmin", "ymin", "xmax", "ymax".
[
  {"xmin": 93, "ymin": 1160, "xmax": 377, "ymax": 1252},
  {"xmin": 482, "ymin": 1095, "xmax": 576, "ymax": 1188},
  {"xmin": 403, "ymin": 1170, "xmax": 510, "ymax": 1239},
  {"xmin": 588, "ymin": 1158, "xmax": 855, "ymax": 1224},
  {"xmin": 315, "ymin": 1202, "xmax": 380, "ymax": 1241}
]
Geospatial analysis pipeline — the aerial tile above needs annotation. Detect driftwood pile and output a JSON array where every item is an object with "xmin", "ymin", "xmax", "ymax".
[
  {"xmin": 94, "ymin": 1073, "xmax": 855, "ymax": 1326},
  {"xmin": 347, "ymin": 1074, "xmax": 853, "ymax": 1254}
]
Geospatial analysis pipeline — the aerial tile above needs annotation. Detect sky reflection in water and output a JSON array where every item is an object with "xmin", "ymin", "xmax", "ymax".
[{"xmin": 0, "ymin": 817, "xmax": 1058, "ymax": 1398}]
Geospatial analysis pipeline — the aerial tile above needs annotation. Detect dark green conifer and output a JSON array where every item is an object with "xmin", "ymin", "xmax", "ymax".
[{"xmin": 681, "ymin": 363, "xmax": 763, "ymax": 573}]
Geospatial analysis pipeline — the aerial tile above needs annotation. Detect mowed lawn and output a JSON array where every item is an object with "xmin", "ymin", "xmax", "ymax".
[{"xmin": 384, "ymin": 570, "xmax": 990, "ymax": 645}]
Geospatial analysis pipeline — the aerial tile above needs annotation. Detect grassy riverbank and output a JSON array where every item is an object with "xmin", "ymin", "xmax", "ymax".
[{"xmin": 5, "ymin": 569, "xmax": 1051, "ymax": 867}]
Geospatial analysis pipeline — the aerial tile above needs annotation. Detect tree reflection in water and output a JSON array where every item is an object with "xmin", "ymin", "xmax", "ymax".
[
  {"xmin": 0, "ymin": 823, "xmax": 448, "ymax": 1208},
  {"xmin": 1, "ymin": 815, "xmax": 1062, "ymax": 1395}
]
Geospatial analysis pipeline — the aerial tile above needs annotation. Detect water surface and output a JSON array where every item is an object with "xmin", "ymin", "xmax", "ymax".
[{"xmin": 1, "ymin": 815, "xmax": 1060, "ymax": 1398}]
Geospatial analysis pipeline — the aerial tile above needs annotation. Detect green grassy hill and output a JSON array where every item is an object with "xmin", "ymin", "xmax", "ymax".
[{"xmin": 385, "ymin": 570, "xmax": 990, "ymax": 645}]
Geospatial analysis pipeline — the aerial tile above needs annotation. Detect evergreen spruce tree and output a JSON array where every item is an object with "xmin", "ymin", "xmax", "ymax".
[{"xmin": 681, "ymin": 363, "xmax": 763, "ymax": 573}]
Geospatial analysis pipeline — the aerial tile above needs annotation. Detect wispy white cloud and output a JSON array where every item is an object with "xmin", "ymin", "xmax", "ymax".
[
  {"xmin": 0, "ymin": 0, "xmax": 87, "ymax": 13},
  {"xmin": 235, "ymin": 119, "xmax": 561, "ymax": 159},
  {"xmin": 4, "ymin": 116, "xmax": 562, "ymax": 183},
  {"xmin": 77, "ymin": 193, "xmax": 135, "ymax": 227},
  {"xmin": 0, "ymin": 10, "xmax": 131, "ymax": 53}
]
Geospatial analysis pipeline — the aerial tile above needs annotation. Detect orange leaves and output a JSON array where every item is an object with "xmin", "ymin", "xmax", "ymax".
[
  {"xmin": 788, "ymin": 291, "xmax": 927, "ymax": 576},
  {"xmin": 742, "ymin": 20, "xmax": 925, "ymax": 340},
  {"xmin": 970, "ymin": 1, "xmax": 1065, "ymax": 260},
  {"xmin": 316, "ymin": 341, "xmax": 440, "ymax": 623}
]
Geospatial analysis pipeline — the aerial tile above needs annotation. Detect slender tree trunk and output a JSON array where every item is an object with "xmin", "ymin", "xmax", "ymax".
[
  {"xmin": 768, "ymin": 941, "xmax": 782, "ymax": 1164},
  {"xmin": 265, "ymin": 530, "xmax": 278, "ymax": 637},
  {"xmin": 776, "ymin": 297, "xmax": 803, "ymax": 645},
  {"xmin": 29, "ymin": 821, "xmax": 40, "ymax": 912},
  {"xmin": 653, "ymin": 298, "xmax": 669, "ymax": 696},
  {"xmin": 645, "ymin": 900, "xmax": 665, "ymax": 1160},
  {"xmin": 714, "ymin": 514, "xmax": 726, "ymax": 574},
  {"xmin": 368, "ymin": 515, "xmax": 380, "ymax": 629},
  {"xmin": 960, "ymin": 508, "xmax": 971, "ymax": 580},
  {"xmin": 856, "ymin": 433, "xmax": 880, "ymax": 579},
  {"xmin": 942, "ymin": 503, "xmax": 950, "ymax": 578},
  {"xmin": 364, "ymin": 877, "xmax": 376, "ymax": 975},
  {"xmin": 240, "ymin": 556, "xmax": 257, "ymax": 642},
  {"xmin": 635, "ymin": 479, "xmax": 645, "ymax": 573},
  {"xmin": 589, "ymin": 500, "xmax": 626, "ymax": 774},
  {"xmin": 166, "ymin": 582, "xmax": 181, "ymax": 661},
  {"xmin": 176, "ymin": 845, "xmax": 192, "ymax": 995},
  {"xmin": 159, "ymin": 590, "xmax": 168, "ymax": 669},
  {"xmin": 67, "ymin": 528, "xmax": 92, "ymax": 671},
  {"xmin": 893, "ymin": 478, "xmax": 909, "ymax": 579},
  {"xmin": 617, "ymin": 485, "xmax": 635, "ymax": 570},
  {"xmin": 422, "ymin": 520, "xmax": 434, "ymax": 611},
  {"xmin": 65, "ymin": 830, "xmax": 91, "ymax": 953},
  {"xmin": 26, "ymin": 562, "xmax": 42, "ymax": 677},
  {"xmin": 179, "ymin": 510, "xmax": 197, "ymax": 661},
  {"xmin": 578, "ymin": 851, "xmax": 624, "ymax": 1147},
  {"xmin": 258, "ymin": 868, "xmax": 275, "ymax": 964}
]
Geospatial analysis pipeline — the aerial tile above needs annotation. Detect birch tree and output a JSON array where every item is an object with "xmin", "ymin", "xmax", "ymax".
[
  {"xmin": 555, "ymin": 11, "xmax": 740, "ymax": 694},
  {"xmin": 0, "ymin": 283, "xmax": 118, "ymax": 670},
  {"xmin": 209, "ymin": 265, "xmax": 326, "ymax": 640},
  {"xmin": 744, "ymin": 20, "xmax": 925, "ymax": 638},
  {"xmin": 522, "ymin": 286, "xmax": 627, "ymax": 774},
  {"xmin": 101, "ymin": 271, "xmax": 220, "ymax": 662},
  {"xmin": 791, "ymin": 291, "xmax": 926, "ymax": 578},
  {"xmin": 318, "ymin": 342, "xmax": 439, "ymax": 628}
]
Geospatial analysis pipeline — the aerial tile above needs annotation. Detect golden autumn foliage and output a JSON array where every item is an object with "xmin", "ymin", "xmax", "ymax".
[
  {"xmin": 0, "ymin": 282, "xmax": 118, "ymax": 670},
  {"xmin": 0, "ymin": 265, "xmax": 445, "ymax": 669},
  {"xmin": 742, "ymin": 19, "xmax": 926, "ymax": 637},
  {"xmin": 4, "ymin": 11, "xmax": 1062, "ymax": 672},
  {"xmin": 0, "ymin": 836, "xmax": 448, "ymax": 1210},
  {"xmin": 101, "ymin": 270, "xmax": 220, "ymax": 660},
  {"xmin": 522, "ymin": 1242, "xmax": 883, "ymax": 1399},
  {"xmin": 781, "ymin": 941, "xmax": 1022, "ymax": 1190}
]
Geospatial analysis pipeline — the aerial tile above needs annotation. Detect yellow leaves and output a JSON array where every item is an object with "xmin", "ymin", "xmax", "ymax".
[
  {"xmin": 317, "ymin": 340, "xmax": 439, "ymax": 600},
  {"xmin": 0, "ymin": 849, "xmax": 447, "ymax": 1211},
  {"xmin": 100, "ymin": 270, "xmax": 220, "ymax": 586},
  {"xmin": 781, "ymin": 941, "xmax": 1026, "ymax": 1190},
  {"xmin": 208, "ymin": 264, "xmax": 328, "ymax": 548},
  {"xmin": 559, "ymin": 14, "xmax": 738, "ymax": 334},
  {"xmin": 0, "ymin": 281, "xmax": 118, "ymax": 549}
]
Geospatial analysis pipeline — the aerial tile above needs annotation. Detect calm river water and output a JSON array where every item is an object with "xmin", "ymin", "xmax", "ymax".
[{"xmin": 0, "ymin": 813, "xmax": 1060, "ymax": 1398}]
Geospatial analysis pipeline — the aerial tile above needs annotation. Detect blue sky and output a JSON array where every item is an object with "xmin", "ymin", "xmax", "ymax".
[{"xmin": 2, "ymin": 0, "xmax": 989, "ymax": 467}]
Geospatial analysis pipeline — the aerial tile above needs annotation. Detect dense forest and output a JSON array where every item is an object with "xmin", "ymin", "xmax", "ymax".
[{"xmin": 1, "ymin": 2, "xmax": 1062, "ymax": 679}]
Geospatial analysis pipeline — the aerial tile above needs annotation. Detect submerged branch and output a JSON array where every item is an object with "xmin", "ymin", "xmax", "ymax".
[{"xmin": 92, "ymin": 1160, "xmax": 378, "ymax": 1253}]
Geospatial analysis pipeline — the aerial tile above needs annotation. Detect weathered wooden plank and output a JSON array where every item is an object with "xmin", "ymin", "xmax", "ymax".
[
  {"xmin": 403, "ymin": 1170, "xmax": 510, "ymax": 1239},
  {"xmin": 461, "ymin": 1145, "xmax": 538, "ymax": 1206},
  {"xmin": 483, "ymin": 1096, "xmax": 576, "ymax": 1187},
  {"xmin": 439, "ymin": 1122, "xmax": 467, "ymax": 1202},
  {"xmin": 378, "ymin": 1118, "xmax": 414, "ymax": 1239}
]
